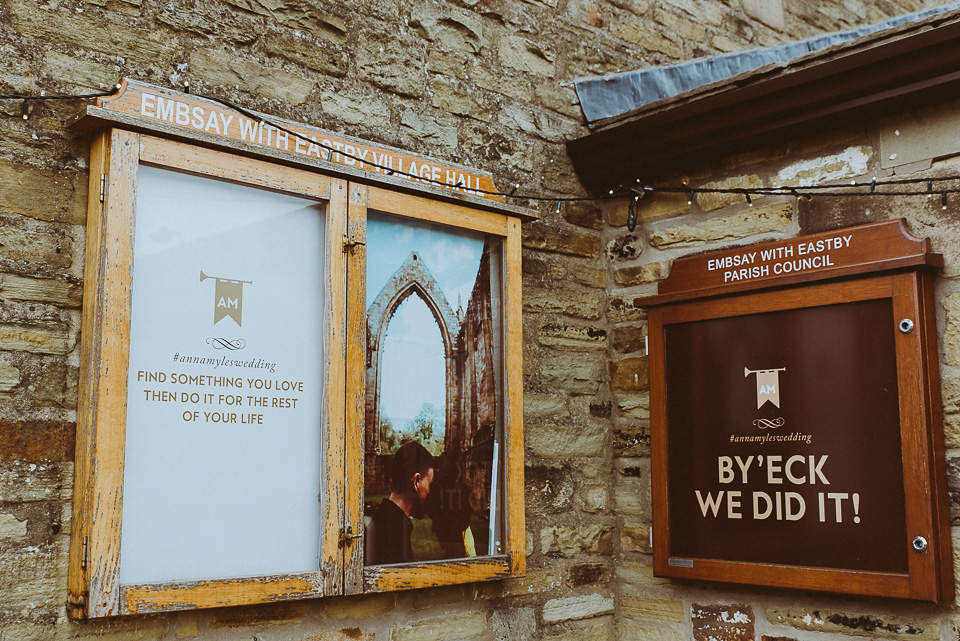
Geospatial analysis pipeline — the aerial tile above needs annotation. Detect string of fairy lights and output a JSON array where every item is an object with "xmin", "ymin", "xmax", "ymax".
[{"xmin": 4, "ymin": 85, "xmax": 960, "ymax": 232}]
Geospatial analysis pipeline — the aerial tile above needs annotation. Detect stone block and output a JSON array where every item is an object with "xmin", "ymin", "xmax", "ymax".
[
  {"xmin": 10, "ymin": 4, "xmax": 178, "ymax": 65},
  {"xmin": 610, "ymin": 357, "xmax": 648, "ymax": 391},
  {"xmin": 392, "ymin": 612, "xmax": 486, "ymax": 641},
  {"xmin": 614, "ymin": 419, "xmax": 649, "ymax": 457},
  {"xmin": 611, "ymin": 325, "xmax": 646, "ymax": 354},
  {"xmin": 0, "ymin": 215, "xmax": 74, "ymax": 272},
  {"xmin": 0, "ymin": 513, "xmax": 27, "ymax": 541},
  {"xmin": 773, "ymin": 146, "xmax": 873, "ymax": 187},
  {"xmin": 264, "ymin": 33, "xmax": 348, "ymax": 77},
  {"xmin": 156, "ymin": 4, "xmax": 255, "ymax": 43},
  {"xmin": 538, "ymin": 323, "xmax": 607, "ymax": 351},
  {"xmin": 34, "ymin": 363, "xmax": 78, "ymax": 409},
  {"xmin": 541, "ymin": 525, "xmax": 612, "ymax": 557},
  {"xmin": 622, "ymin": 596, "xmax": 683, "ymax": 623},
  {"xmin": 614, "ymin": 476, "xmax": 644, "ymax": 516},
  {"xmin": 318, "ymin": 88, "xmax": 391, "ymax": 127},
  {"xmin": 209, "ymin": 602, "xmax": 310, "ymax": 628},
  {"xmin": 0, "ymin": 321, "xmax": 77, "ymax": 355},
  {"xmin": 543, "ymin": 623, "xmax": 608, "ymax": 641},
  {"xmin": 942, "ymin": 376, "xmax": 960, "ymax": 448},
  {"xmin": 654, "ymin": 7, "xmax": 707, "ymax": 42},
  {"xmin": 649, "ymin": 202, "xmax": 793, "ymax": 249},
  {"xmin": 499, "ymin": 37, "xmax": 555, "ymax": 77},
  {"xmin": 524, "ymin": 287, "xmax": 604, "ymax": 320},
  {"xmin": 562, "ymin": 201, "xmax": 604, "ymax": 231},
  {"xmin": 399, "ymin": 109, "xmax": 458, "ymax": 148},
  {"xmin": 614, "ymin": 263, "xmax": 669, "ymax": 288},
  {"xmin": 526, "ymin": 417, "xmax": 606, "ymax": 457},
  {"xmin": 606, "ymin": 234, "xmax": 644, "ymax": 262},
  {"xmin": 692, "ymin": 603, "xmax": 754, "ymax": 641},
  {"xmin": 526, "ymin": 465, "xmax": 575, "ymax": 514},
  {"xmin": 570, "ymin": 265, "xmax": 607, "ymax": 289},
  {"xmin": 411, "ymin": 585, "xmax": 464, "ymax": 610},
  {"xmin": 944, "ymin": 294, "xmax": 960, "ymax": 367},
  {"xmin": 620, "ymin": 523, "xmax": 651, "ymax": 553},
  {"xmin": 61, "ymin": 617, "xmax": 170, "ymax": 640},
  {"xmin": 743, "ymin": 0, "xmax": 785, "ymax": 30},
  {"xmin": 411, "ymin": 4, "xmax": 486, "ymax": 53},
  {"xmin": 524, "ymin": 224, "xmax": 600, "ymax": 258},
  {"xmin": 610, "ymin": 192, "xmax": 690, "ymax": 228},
  {"xmin": 428, "ymin": 50, "xmax": 468, "ymax": 80},
  {"xmin": 493, "ymin": 607, "xmax": 536, "ymax": 641},
  {"xmin": 535, "ymin": 351, "xmax": 605, "ymax": 395},
  {"xmin": 476, "ymin": 568, "xmax": 563, "ymax": 598},
  {"xmin": 569, "ymin": 562, "xmax": 609, "ymax": 586},
  {"xmin": 430, "ymin": 77, "xmax": 489, "ymax": 121},
  {"xmin": 298, "ymin": 630, "xmax": 374, "ymax": 641},
  {"xmin": 357, "ymin": 31, "xmax": 426, "ymax": 98},
  {"xmin": 176, "ymin": 612, "xmax": 199, "ymax": 639},
  {"xmin": 0, "ymin": 461, "xmax": 73, "ymax": 502},
  {"xmin": 324, "ymin": 593, "xmax": 395, "ymax": 619},
  {"xmin": 524, "ymin": 394, "xmax": 569, "ymax": 419},
  {"xmin": 225, "ymin": 0, "xmax": 347, "ymax": 37},
  {"xmin": 608, "ymin": 297, "xmax": 646, "ymax": 323},
  {"xmin": 190, "ymin": 49, "xmax": 313, "ymax": 105},
  {"xmin": 617, "ymin": 394, "xmax": 649, "ymax": 420},
  {"xmin": 42, "ymin": 51, "xmax": 116, "ymax": 91},
  {"xmin": 582, "ymin": 484, "xmax": 608, "ymax": 513},
  {"xmin": 535, "ymin": 84, "xmax": 583, "ymax": 120},
  {"xmin": 618, "ymin": 623, "xmax": 683, "ymax": 641},
  {"xmin": 0, "ymin": 548, "xmax": 67, "ymax": 612},
  {"xmin": 696, "ymin": 175, "xmax": 764, "ymax": 212},
  {"xmin": 0, "ymin": 274, "xmax": 82, "ymax": 307},
  {"xmin": 0, "ymin": 419, "xmax": 75, "ymax": 463},
  {"xmin": 0, "ymin": 357, "xmax": 21, "ymax": 392},
  {"xmin": 766, "ymin": 608, "xmax": 938, "ymax": 640},
  {"xmin": 542, "ymin": 594, "xmax": 614, "ymax": 624}
]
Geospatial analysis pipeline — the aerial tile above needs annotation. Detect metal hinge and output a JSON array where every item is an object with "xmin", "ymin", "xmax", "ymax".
[
  {"xmin": 99, "ymin": 174, "xmax": 108, "ymax": 203},
  {"xmin": 81, "ymin": 536, "xmax": 88, "ymax": 570},
  {"xmin": 342, "ymin": 234, "xmax": 365, "ymax": 254},
  {"xmin": 338, "ymin": 525, "xmax": 362, "ymax": 548}
]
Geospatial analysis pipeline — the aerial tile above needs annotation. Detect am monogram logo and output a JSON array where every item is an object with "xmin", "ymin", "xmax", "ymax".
[
  {"xmin": 200, "ymin": 271, "xmax": 252, "ymax": 326},
  {"xmin": 744, "ymin": 367, "xmax": 785, "ymax": 409}
]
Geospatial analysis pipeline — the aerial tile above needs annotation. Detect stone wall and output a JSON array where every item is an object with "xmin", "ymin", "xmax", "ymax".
[
  {"xmin": 606, "ymin": 98, "xmax": 960, "ymax": 640},
  {"xmin": 0, "ymin": 0, "xmax": 955, "ymax": 640}
]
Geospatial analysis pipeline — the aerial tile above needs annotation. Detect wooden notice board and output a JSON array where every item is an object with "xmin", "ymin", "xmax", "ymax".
[{"xmin": 638, "ymin": 219, "xmax": 953, "ymax": 601}]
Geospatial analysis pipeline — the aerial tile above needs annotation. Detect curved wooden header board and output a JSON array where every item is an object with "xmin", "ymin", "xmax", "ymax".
[
  {"xmin": 638, "ymin": 219, "xmax": 943, "ymax": 307},
  {"xmin": 638, "ymin": 219, "xmax": 953, "ymax": 601}
]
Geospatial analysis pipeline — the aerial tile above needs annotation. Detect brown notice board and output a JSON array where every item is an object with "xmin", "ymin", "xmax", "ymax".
[{"xmin": 638, "ymin": 219, "xmax": 953, "ymax": 601}]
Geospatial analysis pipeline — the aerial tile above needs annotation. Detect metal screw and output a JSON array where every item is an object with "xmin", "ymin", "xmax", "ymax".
[
  {"xmin": 899, "ymin": 318, "xmax": 914, "ymax": 334},
  {"xmin": 912, "ymin": 536, "xmax": 928, "ymax": 552}
]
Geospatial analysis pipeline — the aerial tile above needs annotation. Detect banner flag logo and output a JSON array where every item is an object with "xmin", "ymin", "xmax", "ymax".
[
  {"xmin": 200, "ymin": 271, "xmax": 252, "ymax": 326},
  {"xmin": 744, "ymin": 367, "xmax": 785, "ymax": 408}
]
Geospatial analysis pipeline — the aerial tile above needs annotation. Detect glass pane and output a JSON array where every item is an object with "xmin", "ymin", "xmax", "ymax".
[
  {"xmin": 362, "ymin": 212, "xmax": 503, "ymax": 565},
  {"xmin": 664, "ymin": 299, "xmax": 906, "ymax": 573},
  {"xmin": 119, "ymin": 165, "xmax": 326, "ymax": 584}
]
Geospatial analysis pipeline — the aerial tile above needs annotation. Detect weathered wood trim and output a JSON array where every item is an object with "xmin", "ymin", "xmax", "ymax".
[
  {"xmin": 80, "ymin": 129, "xmax": 141, "ymax": 618},
  {"xmin": 69, "ymin": 129, "xmax": 112, "ymax": 620},
  {"xmin": 121, "ymin": 573, "xmax": 325, "ymax": 613},
  {"xmin": 344, "ymin": 184, "xmax": 369, "ymax": 595},
  {"xmin": 363, "ymin": 557, "xmax": 513, "ymax": 592},
  {"xmin": 322, "ymin": 179, "xmax": 350, "ymax": 596},
  {"xmin": 366, "ymin": 186, "xmax": 510, "ymax": 237},
  {"xmin": 139, "ymin": 134, "xmax": 334, "ymax": 200},
  {"xmin": 502, "ymin": 218, "xmax": 526, "ymax": 577}
]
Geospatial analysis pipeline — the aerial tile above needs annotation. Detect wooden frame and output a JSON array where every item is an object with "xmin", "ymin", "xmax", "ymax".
[
  {"xmin": 70, "ymin": 130, "xmax": 526, "ymax": 618},
  {"xmin": 640, "ymin": 220, "xmax": 952, "ymax": 601},
  {"xmin": 352, "ymin": 186, "xmax": 525, "ymax": 593}
]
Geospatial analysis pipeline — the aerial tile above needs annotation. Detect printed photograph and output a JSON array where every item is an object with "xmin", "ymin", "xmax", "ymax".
[{"xmin": 363, "ymin": 213, "xmax": 501, "ymax": 565}]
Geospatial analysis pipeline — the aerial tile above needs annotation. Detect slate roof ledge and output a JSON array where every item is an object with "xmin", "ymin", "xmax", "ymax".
[{"xmin": 566, "ymin": 7, "xmax": 960, "ymax": 194}]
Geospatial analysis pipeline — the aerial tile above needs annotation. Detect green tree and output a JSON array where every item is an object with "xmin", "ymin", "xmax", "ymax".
[{"xmin": 406, "ymin": 403, "xmax": 444, "ymax": 455}]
